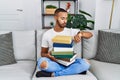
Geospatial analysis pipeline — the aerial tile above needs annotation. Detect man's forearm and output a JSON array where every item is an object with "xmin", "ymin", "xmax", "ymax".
[
  {"xmin": 41, "ymin": 53, "xmax": 51, "ymax": 58},
  {"xmin": 78, "ymin": 31, "xmax": 93, "ymax": 39},
  {"xmin": 41, "ymin": 52, "xmax": 56, "ymax": 61}
]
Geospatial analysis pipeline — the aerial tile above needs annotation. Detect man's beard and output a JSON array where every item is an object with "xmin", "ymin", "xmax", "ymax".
[{"xmin": 57, "ymin": 20, "xmax": 66, "ymax": 28}]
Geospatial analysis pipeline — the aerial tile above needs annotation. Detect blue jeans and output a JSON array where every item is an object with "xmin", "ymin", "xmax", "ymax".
[{"xmin": 37, "ymin": 57, "xmax": 90, "ymax": 77}]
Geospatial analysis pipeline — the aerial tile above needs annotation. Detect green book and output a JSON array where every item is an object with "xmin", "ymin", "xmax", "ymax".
[
  {"xmin": 51, "ymin": 51, "xmax": 73, "ymax": 55},
  {"xmin": 52, "ymin": 53, "xmax": 76, "ymax": 58}
]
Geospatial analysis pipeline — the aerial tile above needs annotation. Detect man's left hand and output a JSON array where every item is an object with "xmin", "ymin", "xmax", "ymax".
[{"xmin": 74, "ymin": 33, "xmax": 82, "ymax": 43}]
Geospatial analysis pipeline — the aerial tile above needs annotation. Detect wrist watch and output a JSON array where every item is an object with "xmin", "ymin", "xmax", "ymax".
[{"xmin": 78, "ymin": 32, "xmax": 83, "ymax": 37}]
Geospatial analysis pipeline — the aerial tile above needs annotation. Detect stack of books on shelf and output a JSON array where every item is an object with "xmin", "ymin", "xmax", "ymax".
[{"xmin": 52, "ymin": 35, "xmax": 77, "ymax": 66}]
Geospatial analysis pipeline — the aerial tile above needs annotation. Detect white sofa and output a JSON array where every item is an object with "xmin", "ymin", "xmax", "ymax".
[
  {"xmin": 0, "ymin": 29, "xmax": 120, "ymax": 80},
  {"xmin": 82, "ymin": 30, "xmax": 120, "ymax": 80},
  {"xmin": 32, "ymin": 30, "xmax": 97, "ymax": 80},
  {"xmin": 0, "ymin": 31, "xmax": 36, "ymax": 80}
]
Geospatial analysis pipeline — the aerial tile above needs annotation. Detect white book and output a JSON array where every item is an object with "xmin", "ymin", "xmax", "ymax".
[
  {"xmin": 57, "ymin": 59, "xmax": 75, "ymax": 66},
  {"xmin": 53, "ymin": 47, "xmax": 73, "ymax": 52}
]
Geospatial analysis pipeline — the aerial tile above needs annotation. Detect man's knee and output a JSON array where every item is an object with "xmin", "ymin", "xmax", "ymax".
[
  {"xmin": 40, "ymin": 61, "xmax": 47, "ymax": 69},
  {"xmin": 83, "ymin": 61, "xmax": 90, "ymax": 70},
  {"xmin": 80, "ymin": 59, "xmax": 90, "ymax": 70}
]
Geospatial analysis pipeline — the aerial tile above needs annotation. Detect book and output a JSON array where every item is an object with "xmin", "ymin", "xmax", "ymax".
[
  {"xmin": 53, "ymin": 54, "xmax": 74, "ymax": 58},
  {"xmin": 52, "ymin": 35, "xmax": 72, "ymax": 44},
  {"xmin": 51, "ymin": 51, "xmax": 73, "ymax": 55},
  {"xmin": 56, "ymin": 53, "xmax": 77, "ymax": 66},
  {"xmin": 56, "ymin": 53, "xmax": 77, "ymax": 62},
  {"xmin": 53, "ymin": 41, "xmax": 73, "ymax": 48},
  {"xmin": 53, "ymin": 53, "xmax": 76, "ymax": 58},
  {"xmin": 53, "ymin": 47, "xmax": 73, "ymax": 52},
  {"xmin": 57, "ymin": 59, "xmax": 75, "ymax": 66}
]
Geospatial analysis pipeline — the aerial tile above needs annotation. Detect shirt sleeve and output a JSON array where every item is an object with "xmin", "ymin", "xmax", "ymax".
[{"xmin": 41, "ymin": 33, "xmax": 49, "ymax": 48}]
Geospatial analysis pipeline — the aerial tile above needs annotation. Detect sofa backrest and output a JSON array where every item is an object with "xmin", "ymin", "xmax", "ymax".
[
  {"xmin": 82, "ymin": 29, "xmax": 120, "ymax": 59},
  {"xmin": 82, "ymin": 30, "xmax": 98, "ymax": 59},
  {"xmin": 0, "ymin": 31, "xmax": 36, "ymax": 61}
]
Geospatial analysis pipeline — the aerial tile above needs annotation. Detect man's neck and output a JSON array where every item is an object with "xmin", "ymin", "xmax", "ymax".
[{"xmin": 54, "ymin": 25, "xmax": 64, "ymax": 32}]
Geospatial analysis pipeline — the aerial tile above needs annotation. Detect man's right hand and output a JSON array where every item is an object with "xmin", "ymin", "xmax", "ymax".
[
  {"xmin": 41, "ymin": 47, "xmax": 57, "ymax": 62},
  {"xmin": 48, "ymin": 52, "xmax": 57, "ymax": 62}
]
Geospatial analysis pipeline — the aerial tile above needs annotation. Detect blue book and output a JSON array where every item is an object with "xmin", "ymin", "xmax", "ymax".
[{"xmin": 53, "ymin": 41, "xmax": 73, "ymax": 48}]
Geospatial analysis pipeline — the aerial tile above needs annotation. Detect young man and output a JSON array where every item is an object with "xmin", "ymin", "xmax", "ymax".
[{"xmin": 36, "ymin": 8, "xmax": 93, "ymax": 77}]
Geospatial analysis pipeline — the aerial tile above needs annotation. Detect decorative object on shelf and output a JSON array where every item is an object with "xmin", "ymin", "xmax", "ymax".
[
  {"xmin": 66, "ymin": 2, "xmax": 71, "ymax": 13},
  {"xmin": 45, "ymin": 5, "xmax": 57, "ymax": 14},
  {"xmin": 66, "ymin": 10, "xmax": 94, "ymax": 30},
  {"xmin": 50, "ymin": 22, "xmax": 54, "ymax": 27}
]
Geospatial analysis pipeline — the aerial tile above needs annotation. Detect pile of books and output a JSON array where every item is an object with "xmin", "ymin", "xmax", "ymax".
[{"xmin": 52, "ymin": 35, "xmax": 77, "ymax": 66}]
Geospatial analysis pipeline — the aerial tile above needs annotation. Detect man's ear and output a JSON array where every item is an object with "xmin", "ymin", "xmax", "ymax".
[{"xmin": 54, "ymin": 16, "xmax": 57, "ymax": 20}]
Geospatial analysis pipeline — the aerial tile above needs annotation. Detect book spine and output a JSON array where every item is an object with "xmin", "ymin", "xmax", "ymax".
[
  {"xmin": 52, "ymin": 35, "xmax": 72, "ymax": 44},
  {"xmin": 52, "ymin": 40, "xmax": 71, "ymax": 44},
  {"xmin": 53, "ymin": 41, "xmax": 73, "ymax": 48},
  {"xmin": 53, "ymin": 47, "xmax": 73, "ymax": 52},
  {"xmin": 51, "ymin": 51, "xmax": 73, "ymax": 55},
  {"xmin": 53, "ymin": 55, "xmax": 74, "ymax": 58}
]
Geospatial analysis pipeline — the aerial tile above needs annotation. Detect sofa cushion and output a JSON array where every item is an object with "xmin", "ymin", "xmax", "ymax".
[
  {"xmin": 82, "ymin": 30, "xmax": 98, "ymax": 59},
  {"xmin": 0, "ymin": 61, "xmax": 36, "ymax": 80},
  {"xmin": 94, "ymin": 30, "xmax": 120, "ymax": 64},
  {"xmin": 90, "ymin": 60, "xmax": 120, "ymax": 80},
  {"xmin": 74, "ymin": 42, "xmax": 82, "ymax": 58},
  {"xmin": 32, "ymin": 68, "xmax": 97, "ymax": 80},
  {"xmin": 12, "ymin": 31, "xmax": 36, "ymax": 60},
  {"xmin": 0, "ymin": 32, "xmax": 16, "ymax": 66},
  {"xmin": 0, "ymin": 31, "xmax": 36, "ymax": 60}
]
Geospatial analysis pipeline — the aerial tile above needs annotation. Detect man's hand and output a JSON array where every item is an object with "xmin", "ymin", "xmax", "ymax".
[
  {"xmin": 41, "ymin": 47, "xmax": 57, "ymax": 62},
  {"xmin": 73, "ymin": 31, "xmax": 93, "ymax": 43},
  {"xmin": 74, "ymin": 32, "xmax": 82, "ymax": 43},
  {"xmin": 48, "ymin": 52, "xmax": 57, "ymax": 62}
]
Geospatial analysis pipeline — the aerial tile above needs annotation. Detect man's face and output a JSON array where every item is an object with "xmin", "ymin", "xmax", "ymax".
[{"xmin": 55, "ymin": 12, "xmax": 68, "ymax": 28}]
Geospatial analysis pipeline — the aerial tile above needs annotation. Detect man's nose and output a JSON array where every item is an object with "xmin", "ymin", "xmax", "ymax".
[{"xmin": 64, "ymin": 20, "xmax": 67, "ymax": 23}]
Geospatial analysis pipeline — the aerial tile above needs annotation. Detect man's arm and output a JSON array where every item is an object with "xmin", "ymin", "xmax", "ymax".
[
  {"xmin": 41, "ymin": 47, "xmax": 57, "ymax": 61},
  {"xmin": 79, "ymin": 31, "xmax": 93, "ymax": 39},
  {"xmin": 74, "ymin": 31, "xmax": 93, "ymax": 43}
]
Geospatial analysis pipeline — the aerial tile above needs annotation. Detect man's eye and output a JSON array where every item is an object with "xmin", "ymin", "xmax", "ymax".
[
  {"xmin": 61, "ymin": 18, "xmax": 67, "ymax": 20},
  {"xmin": 61, "ymin": 18, "xmax": 64, "ymax": 20}
]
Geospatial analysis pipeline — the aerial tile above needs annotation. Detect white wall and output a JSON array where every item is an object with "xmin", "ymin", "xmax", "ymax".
[
  {"xmin": 0, "ymin": 0, "xmax": 42, "ymax": 30},
  {"xmin": 0, "ymin": 0, "xmax": 117, "ymax": 30},
  {"xmin": 23, "ymin": 0, "xmax": 42, "ymax": 30},
  {"xmin": 21, "ymin": 0, "xmax": 42, "ymax": 30},
  {"xmin": 79, "ymin": 0, "xmax": 96, "ymax": 20},
  {"xmin": 79, "ymin": 0, "xmax": 96, "ymax": 29},
  {"xmin": 94, "ymin": 0, "xmax": 112, "ymax": 30},
  {"xmin": 0, "ymin": 0, "xmax": 96, "ymax": 30},
  {"xmin": 111, "ymin": 0, "xmax": 120, "ymax": 29}
]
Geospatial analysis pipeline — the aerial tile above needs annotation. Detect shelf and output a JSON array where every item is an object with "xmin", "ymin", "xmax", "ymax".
[
  {"xmin": 42, "ymin": 14, "xmax": 54, "ymax": 16},
  {"xmin": 43, "ymin": 0, "xmax": 77, "ymax": 1},
  {"xmin": 42, "ymin": 14, "xmax": 75, "ymax": 16},
  {"xmin": 42, "ymin": 26, "xmax": 53, "ymax": 29},
  {"xmin": 42, "ymin": 0, "xmax": 79, "ymax": 29}
]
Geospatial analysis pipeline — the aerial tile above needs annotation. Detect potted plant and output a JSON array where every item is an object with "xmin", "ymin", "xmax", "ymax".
[
  {"xmin": 66, "ymin": 10, "xmax": 94, "ymax": 30},
  {"xmin": 50, "ymin": 22, "xmax": 54, "ymax": 27},
  {"xmin": 46, "ymin": 5, "xmax": 57, "ymax": 14}
]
